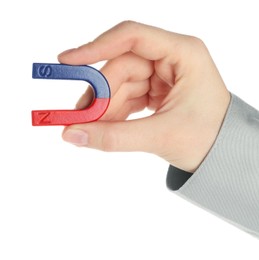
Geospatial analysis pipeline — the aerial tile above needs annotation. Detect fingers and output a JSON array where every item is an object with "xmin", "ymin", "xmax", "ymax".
[
  {"xmin": 57, "ymin": 20, "xmax": 188, "ymax": 121},
  {"xmin": 58, "ymin": 20, "xmax": 183, "ymax": 65}
]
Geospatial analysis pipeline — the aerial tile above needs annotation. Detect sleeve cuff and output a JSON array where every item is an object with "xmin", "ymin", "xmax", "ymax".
[{"xmin": 166, "ymin": 165, "xmax": 193, "ymax": 191}]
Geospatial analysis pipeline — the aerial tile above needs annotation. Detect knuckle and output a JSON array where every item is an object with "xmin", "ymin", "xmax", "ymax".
[
  {"xmin": 118, "ymin": 20, "xmax": 138, "ymax": 29},
  {"xmin": 188, "ymin": 35, "xmax": 206, "ymax": 47},
  {"xmin": 186, "ymin": 35, "xmax": 208, "ymax": 53},
  {"xmin": 177, "ymin": 35, "xmax": 210, "ymax": 65},
  {"xmin": 117, "ymin": 20, "xmax": 142, "ymax": 36}
]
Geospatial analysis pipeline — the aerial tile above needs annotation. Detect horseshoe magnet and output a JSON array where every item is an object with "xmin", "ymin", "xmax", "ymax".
[{"xmin": 31, "ymin": 63, "xmax": 110, "ymax": 126}]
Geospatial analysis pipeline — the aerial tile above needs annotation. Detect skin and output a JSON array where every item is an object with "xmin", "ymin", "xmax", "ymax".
[{"xmin": 58, "ymin": 21, "xmax": 231, "ymax": 173}]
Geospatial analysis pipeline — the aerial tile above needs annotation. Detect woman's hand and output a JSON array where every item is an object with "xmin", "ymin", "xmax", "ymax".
[{"xmin": 58, "ymin": 21, "xmax": 230, "ymax": 172}]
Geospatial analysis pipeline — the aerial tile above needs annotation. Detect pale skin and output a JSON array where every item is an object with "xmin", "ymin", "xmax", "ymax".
[{"xmin": 58, "ymin": 21, "xmax": 231, "ymax": 173}]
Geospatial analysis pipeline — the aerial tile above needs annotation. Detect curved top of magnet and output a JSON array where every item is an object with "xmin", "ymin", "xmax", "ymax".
[{"xmin": 32, "ymin": 63, "xmax": 110, "ymax": 98}]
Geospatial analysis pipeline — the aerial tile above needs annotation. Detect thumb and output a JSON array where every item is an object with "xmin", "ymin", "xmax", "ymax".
[{"xmin": 62, "ymin": 116, "xmax": 164, "ymax": 154}]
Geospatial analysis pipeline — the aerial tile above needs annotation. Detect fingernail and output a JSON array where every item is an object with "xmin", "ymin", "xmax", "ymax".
[
  {"xmin": 63, "ymin": 129, "xmax": 88, "ymax": 146},
  {"xmin": 58, "ymin": 48, "xmax": 75, "ymax": 57}
]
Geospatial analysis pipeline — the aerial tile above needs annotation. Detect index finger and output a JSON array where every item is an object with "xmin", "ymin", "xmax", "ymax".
[{"xmin": 58, "ymin": 20, "xmax": 184, "ymax": 65}]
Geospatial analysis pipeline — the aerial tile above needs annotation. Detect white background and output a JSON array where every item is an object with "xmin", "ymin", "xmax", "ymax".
[{"xmin": 0, "ymin": 0, "xmax": 258, "ymax": 259}]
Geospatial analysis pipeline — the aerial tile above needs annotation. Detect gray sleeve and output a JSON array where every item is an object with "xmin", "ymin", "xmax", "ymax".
[{"xmin": 168, "ymin": 93, "xmax": 259, "ymax": 238}]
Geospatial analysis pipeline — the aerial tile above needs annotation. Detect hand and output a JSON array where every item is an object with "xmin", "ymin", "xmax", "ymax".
[{"xmin": 58, "ymin": 21, "xmax": 230, "ymax": 173}]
